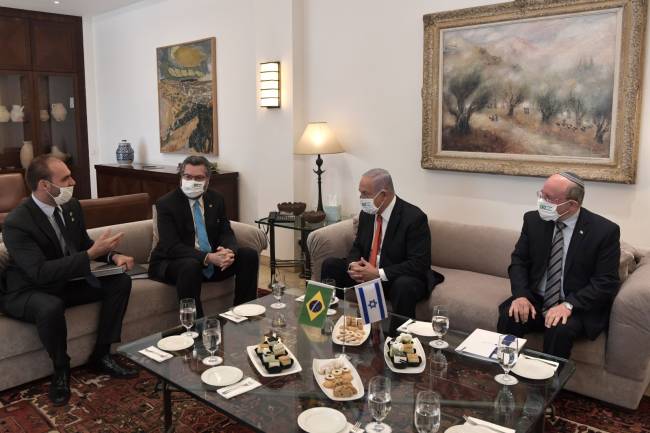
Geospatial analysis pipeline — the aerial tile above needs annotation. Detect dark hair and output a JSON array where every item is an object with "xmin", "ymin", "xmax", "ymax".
[
  {"xmin": 178, "ymin": 155, "xmax": 211, "ymax": 178},
  {"xmin": 26, "ymin": 154, "xmax": 56, "ymax": 191}
]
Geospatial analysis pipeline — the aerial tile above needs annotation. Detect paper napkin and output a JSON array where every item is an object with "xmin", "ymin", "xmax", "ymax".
[
  {"xmin": 466, "ymin": 416, "xmax": 515, "ymax": 433},
  {"xmin": 139, "ymin": 346, "xmax": 173, "ymax": 362},
  {"xmin": 217, "ymin": 378, "xmax": 261, "ymax": 399},
  {"xmin": 219, "ymin": 311, "xmax": 248, "ymax": 323}
]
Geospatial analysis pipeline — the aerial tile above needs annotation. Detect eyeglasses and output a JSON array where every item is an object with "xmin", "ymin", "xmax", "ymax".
[
  {"xmin": 537, "ymin": 190, "xmax": 567, "ymax": 205},
  {"xmin": 182, "ymin": 174, "xmax": 208, "ymax": 182}
]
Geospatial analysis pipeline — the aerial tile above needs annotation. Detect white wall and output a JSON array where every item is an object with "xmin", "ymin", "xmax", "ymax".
[{"xmin": 299, "ymin": 0, "xmax": 650, "ymax": 249}]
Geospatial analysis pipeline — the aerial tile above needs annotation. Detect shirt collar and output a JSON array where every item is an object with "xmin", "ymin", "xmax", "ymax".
[
  {"xmin": 188, "ymin": 196, "xmax": 204, "ymax": 210},
  {"xmin": 561, "ymin": 208, "xmax": 580, "ymax": 230},
  {"xmin": 32, "ymin": 193, "xmax": 58, "ymax": 218},
  {"xmin": 379, "ymin": 195, "xmax": 396, "ymax": 222}
]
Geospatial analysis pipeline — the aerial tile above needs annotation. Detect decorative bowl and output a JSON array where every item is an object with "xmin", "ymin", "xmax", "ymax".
[
  {"xmin": 277, "ymin": 202, "xmax": 307, "ymax": 216},
  {"xmin": 277, "ymin": 202, "xmax": 294, "ymax": 213},
  {"xmin": 302, "ymin": 210, "xmax": 326, "ymax": 223}
]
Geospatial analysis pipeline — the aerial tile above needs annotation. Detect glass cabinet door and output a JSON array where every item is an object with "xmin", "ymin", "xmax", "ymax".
[
  {"xmin": 0, "ymin": 72, "xmax": 34, "ymax": 170},
  {"xmin": 36, "ymin": 74, "xmax": 79, "ymax": 167}
]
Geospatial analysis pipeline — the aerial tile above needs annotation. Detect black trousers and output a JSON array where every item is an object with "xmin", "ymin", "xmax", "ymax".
[
  {"xmin": 320, "ymin": 257, "xmax": 428, "ymax": 320},
  {"xmin": 497, "ymin": 295, "xmax": 586, "ymax": 359},
  {"xmin": 9, "ymin": 273, "xmax": 132, "ymax": 371},
  {"xmin": 159, "ymin": 247, "xmax": 258, "ymax": 318}
]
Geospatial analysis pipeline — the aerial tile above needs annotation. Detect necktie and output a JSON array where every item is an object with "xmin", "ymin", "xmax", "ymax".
[
  {"xmin": 369, "ymin": 215, "xmax": 383, "ymax": 267},
  {"xmin": 193, "ymin": 200, "xmax": 214, "ymax": 278},
  {"xmin": 543, "ymin": 221, "xmax": 567, "ymax": 313},
  {"xmin": 55, "ymin": 208, "xmax": 100, "ymax": 288}
]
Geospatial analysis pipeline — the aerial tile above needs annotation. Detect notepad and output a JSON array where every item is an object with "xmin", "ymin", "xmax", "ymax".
[{"xmin": 455, "ymin": 329, "xmax": 526, "ymax": 363}]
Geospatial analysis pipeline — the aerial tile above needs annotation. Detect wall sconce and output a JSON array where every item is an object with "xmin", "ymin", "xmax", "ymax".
[{"xmin": 260, "ymin": 61, "xmax": 280, "ymax": 108}]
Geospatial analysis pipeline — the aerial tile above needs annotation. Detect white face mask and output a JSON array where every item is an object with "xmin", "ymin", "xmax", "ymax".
[
  {"xmin": 360, "ymin": 191, "xmax": 384, "ymax": 215},
  {"xmin": 181, "ymin": 178, "xmax": 206, "ymax": 199},
  {"xmin": 537, "ymin": 197, "xmax": 569, "ymax": 221},
  {"xmin": 47, "ymin": 182, "xmax": 74, "ymax": 206}
]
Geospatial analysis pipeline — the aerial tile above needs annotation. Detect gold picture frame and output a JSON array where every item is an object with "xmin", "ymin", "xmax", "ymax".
[{"xmin": 421, "ymin": 0, "xmax": 646, "ymax": 183}]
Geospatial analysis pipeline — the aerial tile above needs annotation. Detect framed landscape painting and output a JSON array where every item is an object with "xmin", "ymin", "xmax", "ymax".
[
  {"xmin": 157, "ymin": 37, "xmax": 218, "ymax": 155},
  {"xmin": 421, "ymin": 0, "xmax": 646, "ymax": 183}
]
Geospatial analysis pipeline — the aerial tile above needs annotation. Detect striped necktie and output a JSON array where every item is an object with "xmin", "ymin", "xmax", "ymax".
[
  {"xmin": 543, "ymin": 221, "xmax": 567, "ymax": 313},
  {"xmin": 193, "ymin": 200, "xmax": 214, "ymax": 278}
]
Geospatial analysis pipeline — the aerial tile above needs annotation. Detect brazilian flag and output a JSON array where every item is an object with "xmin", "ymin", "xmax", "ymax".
[{"xmin": 298, "ymin": 280, "xmax": 334, "ymax": 328}]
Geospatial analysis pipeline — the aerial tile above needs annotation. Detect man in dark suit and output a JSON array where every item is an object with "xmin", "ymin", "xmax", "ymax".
[
  {"xmin": 320, "ymin": 168, "xmax": 443, "ymax": 319},
  {"xmin": 498, "ymin": 172, "xmax": 620, "ymax": 358},
  {"xmin": 149, "ymin": 156, "xmax": 258, "ymax": 317},
  {"xmin": 0, "ymin": 155, "xmax": 137, "ymax": 406}
]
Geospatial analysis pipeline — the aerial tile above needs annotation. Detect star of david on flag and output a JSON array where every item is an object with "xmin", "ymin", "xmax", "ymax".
[{"xmin": 354, "ymin": 278, "xmax": 388, "ymax": 324}]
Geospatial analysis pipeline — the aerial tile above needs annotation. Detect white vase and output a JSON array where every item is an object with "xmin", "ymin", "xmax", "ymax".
[
  {"xmin": 39, "ymin": 109, "xmax": 50, "ymax": 122},
  {"xmin": 51, "ymin": 144, "xmax": 69, "ymax": 161},
  {"xmin": 10, "ymin": 105, "xmax": 24, "ymax": 122},
  {"xmin": 51, "ymin": 103, "xmax": 67, "ymax": 122},
  {"xmin": 20, "ymin": 141, "xmax": 34, "ymax": 168},
  {"xmin": 0, "ymin": 105, "xmax": 9, "ymax": 123}
]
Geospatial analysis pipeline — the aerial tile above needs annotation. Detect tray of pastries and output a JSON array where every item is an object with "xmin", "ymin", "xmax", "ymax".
[
  {"xmin": 246, "ymin": 335, "xmax": 302, "ymax": 377},
  {"xmin": 384, "ymin": 333, "xmax": 426, "ymax": 374},
  {"xmin": 312, "ymin": 356, "xmax": 364, "ymax": 401},
  {"xmin": 331, "ymin": 315, "xmax": 371, "ymax": 346}
]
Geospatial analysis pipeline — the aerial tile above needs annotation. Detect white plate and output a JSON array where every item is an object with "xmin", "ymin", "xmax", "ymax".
[
  {"xmin": 297, "ymin": 407, "xmax": 347, "ymax": 433},
  {"xmin": 383, "ymin": 336, "xmax": 426, "ymax": 374},
  {"xmin": 200, "ymin": 366, "xmax": 243, "ymax": 387},
  {"xmin": 233, "ymin": 304, "xmax": 266, "ymax": 317},
  {"xmin": 312, "ymin": 357, "xmax": 365, "ymax": 401},
  {"xmin": 511, "ymin": 356, "xmax": 557, "ymax": 380},
  {"xmin": 445, "ymin": 425, "xmax": 486, "ymax": 433},
  {"xmin": 157, "ymin": 335, "xmax": 194, "ymax": 351},
  {"xmin": 331, "ymin": 316, "xmax": 371, "ymax": 346},
  {"xmin": 407, "ymin": 321, "xmax": 435, "ymax": 337},
  {"xmin": 246, "ymin": 344, "xmax": 303, "ymax": 377}
]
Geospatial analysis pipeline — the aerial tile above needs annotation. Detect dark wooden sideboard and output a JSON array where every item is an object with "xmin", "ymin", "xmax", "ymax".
[{"xmin": 95, "ymin": 164, "xmax": 239, "ymax": 221}]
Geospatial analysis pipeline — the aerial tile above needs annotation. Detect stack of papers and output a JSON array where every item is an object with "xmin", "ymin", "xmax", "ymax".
[{"xmin": 455, "ymin": 329, "xmax": 526, "ymax": 363}]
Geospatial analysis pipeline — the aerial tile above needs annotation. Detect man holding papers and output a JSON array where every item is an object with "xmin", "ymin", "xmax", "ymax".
[
  {"xmin": 0, "ymin": 155, "xmax": 137, "ymax": 406},
  {"xmin": 320, "ymin": 168, "xmax": 443, "ymax": 319},
  {"xmin": 498, "ymin": 172, "xmax": 620, "ymax": 358}
]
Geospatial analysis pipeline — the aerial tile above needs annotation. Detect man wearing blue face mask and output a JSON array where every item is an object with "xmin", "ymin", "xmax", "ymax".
[
  {"xmin": 497, "ymin": 172, "xmax": 620, "ymax": 358},
  {"xmin": 320, "ymin": 168, "xmax": 444, "ymax": 319},
  {"xmin": 149, "ymin": 155, "xmax": 258, "ymax": 317}
]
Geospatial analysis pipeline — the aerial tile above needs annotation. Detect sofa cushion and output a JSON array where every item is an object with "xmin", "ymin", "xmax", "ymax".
[
  {"xmin": 524, "ymin": 332, "xmax": 606, "ymax": 368},
  {"xmin": 88, "ymin": 220, "xmax": 154, "ymax": 265}
]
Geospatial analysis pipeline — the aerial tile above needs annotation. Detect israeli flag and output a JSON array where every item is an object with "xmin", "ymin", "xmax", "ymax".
[{"xmin": 354, "ymin": 278, "xmax": 388, "ymax": 324}]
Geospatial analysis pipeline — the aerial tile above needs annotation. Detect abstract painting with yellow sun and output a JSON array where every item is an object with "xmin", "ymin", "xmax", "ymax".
[{"xmin": 156, "ymin": 37, "xmax": 218, "ymax": 155}]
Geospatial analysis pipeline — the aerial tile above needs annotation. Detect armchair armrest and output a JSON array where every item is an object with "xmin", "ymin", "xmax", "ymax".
[
  {"xmin": 307, "ymin": 218, "xmax": 355, "ymax": 281},
  {"xmin": 231, "ymin": 221, "xmax": 267, "ymax": 253},
  {"xmin": 606, "ymin": 255, "xmax": 650, "ymax": 380}
]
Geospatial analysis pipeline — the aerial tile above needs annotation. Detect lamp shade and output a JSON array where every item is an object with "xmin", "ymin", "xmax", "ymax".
[{"xmin": 295, "ymin": 122, "xmax": 344, "ymax": 155}]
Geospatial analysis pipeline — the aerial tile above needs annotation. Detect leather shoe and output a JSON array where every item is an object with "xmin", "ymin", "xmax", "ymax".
[
  {"xmin": 89, "ymin": 354, "xmax": 138, "ymax": 379},
  {"xmin": 48, "ymin": 369, "xmax": 70, "ymax": 406}
]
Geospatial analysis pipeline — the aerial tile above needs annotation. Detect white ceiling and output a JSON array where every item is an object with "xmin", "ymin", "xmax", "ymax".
[{"xmin": 0, "ymin": 0, "xmax": 146, "ymax": 17}]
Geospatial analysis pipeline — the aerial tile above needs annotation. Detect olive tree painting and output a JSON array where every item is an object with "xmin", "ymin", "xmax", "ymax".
[
  {"xmin": 157, "ymin": 37, "xmax": 218, "ymax": 155},
  {"xmin": 422, "ymin": 0, "xmax": 646, "ymax": 183}
]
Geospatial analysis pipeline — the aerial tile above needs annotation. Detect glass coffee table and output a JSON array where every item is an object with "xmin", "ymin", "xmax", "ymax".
[{"xmin": 118, "ymin": 295, "xmax": 574, "ymax": 433}]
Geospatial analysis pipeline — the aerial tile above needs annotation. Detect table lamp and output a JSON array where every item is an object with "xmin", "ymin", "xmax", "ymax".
[{"xmin": 295, "ymin": 122, "xmax": 344, "ymax": 212}]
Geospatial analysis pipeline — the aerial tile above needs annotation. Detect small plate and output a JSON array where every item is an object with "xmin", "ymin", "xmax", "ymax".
[
  {"xmin": 383, "ymin": 336, "xmax": 426, "ymax": 374},
  {"xmin": 201, "ymin": 366, "xmax": 243, "ymax": 387},
  {"xmin": 331, "ymin": 316, "xmax": 371, "ymax": 346},
  {"xmin": 511, "ymin": 356, "xmax": 557, "ymax": 380},
  {"xmin": 246, "ymin": 345, "xmax": 303, "ymax": 377},
  {"xmin": 297, "ymin": 407, "xmax": 347, "ymax": 433},
  {"xmin": 313, "ymin": 357, "xmax": 365, "ymax": 401},
  {"xmin": 407, "ymin": 321, "xmax": 435, "ymax": 337},
  {"xmin": 233, "ymin": 304, "xmax": 266, "ymax": 317},
  {"xmin": 444, "ymin": 425, "xmax": 486, "ymax": 433},
  {"xmin": 157, "ymin": 335, "xmax": 194, "ymax": 351}
]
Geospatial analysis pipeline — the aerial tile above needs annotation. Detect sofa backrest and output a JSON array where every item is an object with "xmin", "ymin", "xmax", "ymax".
[
  {"xmin": 80, "ymin": 193, "xmax": 152, "ymax": 229},
  {"xmin": 88, "ymin": 219, "xmax": 154, "ymax": 265},
  {"xmin": 429, "ymin": 219, "xmax": 519, "ymax": 278}
]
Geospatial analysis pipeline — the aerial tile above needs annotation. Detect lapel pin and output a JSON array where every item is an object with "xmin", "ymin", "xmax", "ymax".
[
  {"xmin": 209, "ymin": 203, "xmax": 213, "ymax": 208},
  {"xmin": 579, "ymin": 230, "xmax": 584, "ymax": 235}
]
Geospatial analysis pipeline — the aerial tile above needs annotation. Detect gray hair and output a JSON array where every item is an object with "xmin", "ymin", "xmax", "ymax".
[
  {"xmin": 362, "ymin": 168, "xmax": 394, "ymax": 193},
  {"xmin": 179, "ymin": 155, "xmax": 211, "ymax": 178},
  {"xmin": 559, "ymin": 171, "xmax": 585, "ymax": 204}
]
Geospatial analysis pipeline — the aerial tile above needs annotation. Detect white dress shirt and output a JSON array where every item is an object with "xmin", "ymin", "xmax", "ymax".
[
  {"xmin": 32, "ymin": 194, "xmax": 67, "ymax": 253},
  {"xmin": 373, "ymin": 195, "xmax": 396, "ymax": 282}
]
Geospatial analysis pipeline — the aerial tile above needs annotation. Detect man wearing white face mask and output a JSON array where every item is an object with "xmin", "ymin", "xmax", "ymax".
[
  {"xmin": 320, "ymin": 168, "xmax": 444, "ymax": 319},
  {"xmin": 149, "ymin": 156, "xmax": 258, "ymax": 317},
  {"xmin": 1, "ymin": 155, "xmax": 137, "ymax": 406},
  {"xmin": 497, "ymin": 172, "xmax": 620, "ymax": 358}
]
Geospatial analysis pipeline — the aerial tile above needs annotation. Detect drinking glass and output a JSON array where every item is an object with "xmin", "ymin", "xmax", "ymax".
[
  {"xmin": 179, "ymin": 298, "xmax": 198, "ymax": 338},
  {"xmin": 322, "ymin": 278, "xmax": 338, "ymax": 309},
  {"xmin": 367, "ymin": 376, "xmax": 392, "ymax": 432},
  {"xmin": 270, "ymin": 273, "xmax": 286, "ymax": 309},
  {"xmin": 414, "ymin": 390, "xmax": 441, "ymax": 433},
  {"xmin": 495, "ymin": 334, "xmax": 519, "ymax": 385},
  {"xmin": 429, "ymin": 305, "xmax": 449, "ymax": 349},
  {"xmin": 202, "ymin": 317, "xmax": 222, "ymax": 366}
]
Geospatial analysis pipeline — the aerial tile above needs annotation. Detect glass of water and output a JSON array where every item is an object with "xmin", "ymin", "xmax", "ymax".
[
  {"xmin": 414, "ymin": 390, "xmax": 441, "ymax": 433},
  {"xmin": 429, "ymin": 305, "xmax": 449, "ymax": 349},
  {"xmin": 202, "ymin": 317, "xmax": 222, "ymax": 366},
  {"xmin": 495, "ymin": 334, "xmax": 519, "ymax": 386},
  {"xmin": 179, "ymin": 298, "xmax": 198, "ymax": 338},
  {"xmin": 270, "ymin": 273, "xmax": 286, "ymax": 309},
  {"xmin": 367, "ymin": 376, "xmax": 392, "ymax": 433}
]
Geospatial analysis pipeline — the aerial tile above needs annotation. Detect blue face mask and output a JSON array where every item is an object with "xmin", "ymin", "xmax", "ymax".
[{"xmin": 360, "ymin": 191, "xmax": 384, "ymax": 215}]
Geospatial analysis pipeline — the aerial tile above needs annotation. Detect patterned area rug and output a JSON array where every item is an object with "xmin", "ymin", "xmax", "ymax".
[{"xmin": 0, "ymin": 361, "xmax": 647, "ymax": 433}]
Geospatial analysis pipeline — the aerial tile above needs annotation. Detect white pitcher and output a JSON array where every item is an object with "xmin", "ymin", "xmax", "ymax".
[
  {"xmin": 20, "ymin": 141, "xmax": 34, "ymax": 168},
  {"xmin": 51, "ymin": 103, "xmax": 67, "ymax": 122},
  {"xmin": 10, "ymin": 105, "xmax": 24, "ymax": 122},
  {"xmin": 0, "ymin": 105, "xmax": 9, "ymax": 122}
]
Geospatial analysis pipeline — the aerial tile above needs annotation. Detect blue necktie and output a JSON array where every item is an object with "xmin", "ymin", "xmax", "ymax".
[{"xmin": 193, "ymin": 200, "xmax": 214, "ymax": 278}]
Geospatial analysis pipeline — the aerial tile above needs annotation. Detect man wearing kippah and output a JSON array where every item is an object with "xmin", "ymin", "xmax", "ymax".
[{"xmin": 497, "ymin": 172, "xmax": 621, "ymax": 358}]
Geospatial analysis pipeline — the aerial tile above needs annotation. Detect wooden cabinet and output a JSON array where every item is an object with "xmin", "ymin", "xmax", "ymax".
[
  {"xmin": 0, "ymin": 7, "xmax": 90, "ymax": 198},
  {"xmin": 95, "ymin": 164, "xmax": 240, "ymax": 221}
]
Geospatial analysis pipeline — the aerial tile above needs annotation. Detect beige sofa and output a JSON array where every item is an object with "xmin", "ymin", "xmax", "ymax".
[
  {"xmin": 307, "ymin": 218, "xmax": 650, "ymax": 409},
  {"xmin": 0, "ymin": 219, "xmax": 267, "ymax": 392}
]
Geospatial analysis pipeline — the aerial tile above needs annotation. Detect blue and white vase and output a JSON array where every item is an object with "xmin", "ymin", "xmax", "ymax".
[{"xmin": 116, "ymin": 140, "xmax": 134, "ymax": 165}]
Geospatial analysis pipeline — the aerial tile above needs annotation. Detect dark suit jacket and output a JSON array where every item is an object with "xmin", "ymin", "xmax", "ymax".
[
  {"xmin": 0, "ymin": 197, "xmax": 99, "ymax": 318},
  {"xmin": 347, "ymin": 196, "xmax": 444, "ymax": 294},
  {"xmin": 149, "ymin": 188, "xmax": 237, "ymax": 278},
  {"xmin": 508, "ymin": 208, "xmax": 620, "ymax": 339}
]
